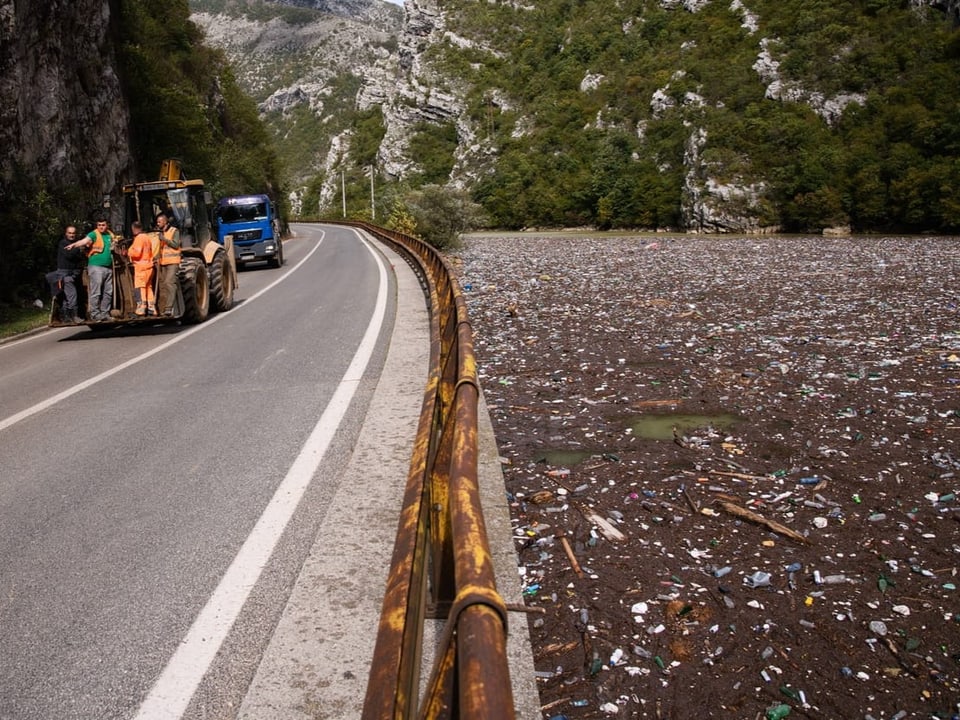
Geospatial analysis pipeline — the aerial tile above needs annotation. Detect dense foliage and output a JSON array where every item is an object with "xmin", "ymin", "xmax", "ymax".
[
  {"xmin": 429, "ymin": 0, "xmax": 960, "ymax": 232},
  {"xmin": 399, "ymin": 185, "xmax": 485, "ymax": 249},
  {"xmin": 116, "ymin": 0, "xmax": 285, "ymax": 200}
]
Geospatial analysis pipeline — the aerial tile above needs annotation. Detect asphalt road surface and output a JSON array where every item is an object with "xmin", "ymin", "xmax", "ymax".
[{"xmin": 0, "ymin": 224, "xmax": 398, "ymax": 719}]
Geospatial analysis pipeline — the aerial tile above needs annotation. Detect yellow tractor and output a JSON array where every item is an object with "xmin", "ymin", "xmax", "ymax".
[{"xmin": 50, "ymin": 159, "xmax": 237, "ymax": 327}]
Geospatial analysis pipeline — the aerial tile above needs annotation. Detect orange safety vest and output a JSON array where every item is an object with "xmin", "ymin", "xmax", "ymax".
[
  {"xmin": 88, "ymin": 230, "xmax": 105, "ymax": 256},
  {"xmin": 158, "ymin": 226, "xmax": 181, "ymax": 266}
]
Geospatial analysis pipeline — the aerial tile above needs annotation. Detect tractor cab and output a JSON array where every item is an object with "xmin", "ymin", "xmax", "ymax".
[{"xmin": 121, "ymin": 159, "xmax": 215, "ymax": 250}]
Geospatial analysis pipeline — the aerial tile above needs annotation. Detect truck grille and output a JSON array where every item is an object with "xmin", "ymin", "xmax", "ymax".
[{"xmin": 233, "ymin": 229, "xmax": 262, "ymax": 243}]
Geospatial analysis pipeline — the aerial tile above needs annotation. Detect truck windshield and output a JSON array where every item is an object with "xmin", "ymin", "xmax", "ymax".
[{"xmin": 218, "ymin": 203, "xmax": 267, "ymax": 223}]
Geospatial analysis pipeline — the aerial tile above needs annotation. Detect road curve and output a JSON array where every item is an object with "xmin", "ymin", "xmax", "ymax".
[{"xmin": 0, "ymin": 224, "xmax": 394, "ymax": 719}]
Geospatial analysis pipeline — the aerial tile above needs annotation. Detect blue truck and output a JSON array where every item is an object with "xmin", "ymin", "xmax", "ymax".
[{"xmin": 214, "ymin": 194, "xmax": 284, "ymax": 269}]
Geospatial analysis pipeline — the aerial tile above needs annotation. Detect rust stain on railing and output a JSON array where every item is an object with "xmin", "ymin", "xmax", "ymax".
[{"xmin": 334, "ymin": 222, "xmax": 515, "ymax": 720}]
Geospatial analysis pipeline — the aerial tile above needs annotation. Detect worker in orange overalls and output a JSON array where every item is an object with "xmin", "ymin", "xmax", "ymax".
[
  {"xmin": 155, "ymin": 212, "xmax": 181, "ymax": 316},
  {"xmin": 127, "ymin": 221, "xmax": 157, "ymax": 316}
]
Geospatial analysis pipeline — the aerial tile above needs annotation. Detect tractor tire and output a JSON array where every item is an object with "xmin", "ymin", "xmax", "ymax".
[
  {"xmin": 179, "ymin": 258, "xmax": 210, "ymax": 324},
  {"xmin": 208, "ymin": 248, "xmax": 234, "ymax": 313}
]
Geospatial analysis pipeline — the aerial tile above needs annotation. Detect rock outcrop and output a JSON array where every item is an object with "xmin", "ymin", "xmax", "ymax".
[
  {"xmin": 191, "ymin": 2, "xmax": 401, "ymax": 212},
  {"xmin": 0, "ymin": 0, "xmax": 132, "ymax": 204},
  {"xmin": 681, "ymin": 127, "xmax": 773, "ymax": 234},
  {"xmin": 358, "ymin": 0, "xmax": 466, "ymax": 180},
  {"xmin": 920, "ymin": 0, "xmax": 960, "ymax": 23}
]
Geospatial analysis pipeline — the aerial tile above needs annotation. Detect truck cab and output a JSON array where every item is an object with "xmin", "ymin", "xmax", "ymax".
[{"xmin": 215, "ymin": 194, "xmax": 283, "ymax": 269}]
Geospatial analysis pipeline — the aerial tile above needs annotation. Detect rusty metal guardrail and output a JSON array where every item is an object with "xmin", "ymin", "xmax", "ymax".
[{"xmin": 331, "ymin": 221, "xmax": 516, "ymax": 720}]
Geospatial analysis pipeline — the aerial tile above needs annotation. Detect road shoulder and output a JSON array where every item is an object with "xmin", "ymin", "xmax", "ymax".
[{"xmin": 238, "ymin": 236, "xmax": 538, "ymax": 718}]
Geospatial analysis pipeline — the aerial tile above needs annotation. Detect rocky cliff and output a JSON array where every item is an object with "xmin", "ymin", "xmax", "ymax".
[
  {"xmin": 2, "ymin": 0, "xmax": 958, "ymax": 233},
  {"xmin": 925, "ymin": 0, "xmax": 960, "ymax": 22},
  {"xmin": 190, "ymin": 0, "xmax": 402, "ymax": 213},
  {"xmin": 0, "ymin": 0, "xmax": 132, "ymax": 206},
  {"xmin": 194, "ymin": 0, "xmax": 959, "ymax": 232}
]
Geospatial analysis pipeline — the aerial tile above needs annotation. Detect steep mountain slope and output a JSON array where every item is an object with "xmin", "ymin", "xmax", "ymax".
[
  {"xmin": 189, "ymin": 0, "xmax": 403, "ymax": 214},
  {"xmin": 401, "ymin": 0, "xmax": 960, "ymax": 233},
  {"xmin": 194, "ymin": 0, "xmax": 960, "ymax": 233}
]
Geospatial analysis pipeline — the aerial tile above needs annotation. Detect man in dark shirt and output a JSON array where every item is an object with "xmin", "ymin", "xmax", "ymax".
[{"xmin": 55, "ymin": 225, "xmax": 86, "ymax": 322}]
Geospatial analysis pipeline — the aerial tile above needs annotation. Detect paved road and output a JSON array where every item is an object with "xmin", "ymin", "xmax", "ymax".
[{"xmin": 0, "ymin": 224, "xmax": 538, "ymax": 719}]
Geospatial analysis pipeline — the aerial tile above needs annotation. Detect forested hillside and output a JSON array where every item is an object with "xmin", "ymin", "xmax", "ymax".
[
  {"xmin": 191, "ymin": 0, "xmax": 960, "ymax": 233},
  {"xmin": 117, "ymin": 1, "xmax": 284, "ymax": 199},
  {"xmin": 429, "ymin": 0, "xmax": 960, "ymax": 232}
]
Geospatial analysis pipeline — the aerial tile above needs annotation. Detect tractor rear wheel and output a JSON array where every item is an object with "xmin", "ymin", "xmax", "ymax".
[
  {"xmin": 179, "ymin": 258, "xmax": 210, "ymax": 324},
  {"xmin": 208, "ymin": 248, "xmax": 234, "ymax": 312}
]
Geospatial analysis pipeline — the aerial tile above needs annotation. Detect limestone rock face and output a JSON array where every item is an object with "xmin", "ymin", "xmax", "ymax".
[
  {"xmin": 681, "ymin": 128, "xmax": 773, "ymax": 234},
  {"xmin": 0, "ymin": 0, "xmax": 131, "ymax": 202},
  {"xmin": 362, "ymin": 0, "xmax": 466, "ymax": 180},
  {"xmin": 918, "ymin": 0, "xmax": 960, "ymax": 23},
  {"xmin": 274, "ymin": 0, "xmax": 398, "ymax": 24},
  {"xmin": 191, "ymin": 3, "xmax": 402, "ymax": 210}
]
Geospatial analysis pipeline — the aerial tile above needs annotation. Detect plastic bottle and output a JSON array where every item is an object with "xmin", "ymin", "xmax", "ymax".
[
  {"xmin": 744, "ymin": 571, "xmax": 772, "ymax": 588},
  {"xmin": 765, "ymin": 704, "xmax": 791, "ymax": 719}
]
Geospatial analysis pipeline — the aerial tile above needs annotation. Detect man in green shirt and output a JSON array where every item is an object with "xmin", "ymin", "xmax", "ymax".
[{"xmin": 65, "ymin": 217, "xmax": 115, "ymax": 321}]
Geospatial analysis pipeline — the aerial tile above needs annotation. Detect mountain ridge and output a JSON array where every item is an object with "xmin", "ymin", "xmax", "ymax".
[{"xmin": 192, "ymin": 0, "xmax": 960, "ymax": 233}]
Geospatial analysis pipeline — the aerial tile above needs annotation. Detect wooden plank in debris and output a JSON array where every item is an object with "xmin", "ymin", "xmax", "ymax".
[
  {"xmin": 584, "ymin": 511, "xmax": 626, "ymax": 542},
  {"xmin": 717, "ymin": 501, "xmax": 810, "ymax": 545}
]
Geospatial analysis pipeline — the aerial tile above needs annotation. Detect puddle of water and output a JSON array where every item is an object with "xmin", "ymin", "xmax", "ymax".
[
  {"xmin": 630, "ymin": 413, "xmax": 741, "ymax": 440},
  {"xmin": 535, "ymin": 450, "xmax": 595, "ymax": 466}
]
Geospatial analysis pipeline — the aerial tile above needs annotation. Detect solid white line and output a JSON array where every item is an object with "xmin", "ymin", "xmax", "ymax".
[
  {"xmin": 133, "ymin": 230, "xmax": 388, "ymax": 719},
  {"xmin": 0, "ymin": 232, "xmax": 326, "ymax": 433}
]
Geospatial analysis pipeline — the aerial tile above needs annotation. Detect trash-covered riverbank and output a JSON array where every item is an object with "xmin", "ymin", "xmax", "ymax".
[{"xmin": 456, "ymin": 234, "xmax": 960, "ymax": 720}]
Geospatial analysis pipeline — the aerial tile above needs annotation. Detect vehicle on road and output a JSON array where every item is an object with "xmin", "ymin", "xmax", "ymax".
[
  {"xmin": 214, "ymin": 194, "xmax": 283, "ymax": 269},
  {"xmin": 50, "ymin": 159, "xmax": 237, "ymax": 329}
]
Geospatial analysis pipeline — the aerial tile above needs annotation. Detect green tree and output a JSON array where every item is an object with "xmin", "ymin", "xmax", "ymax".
[
  {"xmin": 385, "ymin": 199, "xmax": 419, "ymax": 237},
  {"xmin": 408, "ymin": 122, "xmax": 459, "ymax": 185},
  {"xmin": 404, "ymin": 185, "xmax": 485, "ymax": 250},
  {"xmin": 352, "ymin": 107, "xmax": 386, "ymax": 168}
]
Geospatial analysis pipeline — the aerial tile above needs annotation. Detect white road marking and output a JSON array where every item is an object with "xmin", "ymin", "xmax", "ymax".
[
  {"xmin": 0, "ymin": 233, "xmax": 325, "ymax": 433},
  {"xmin": 133, "ymin": 230, "xmax": 388, "ymax": 719}
]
